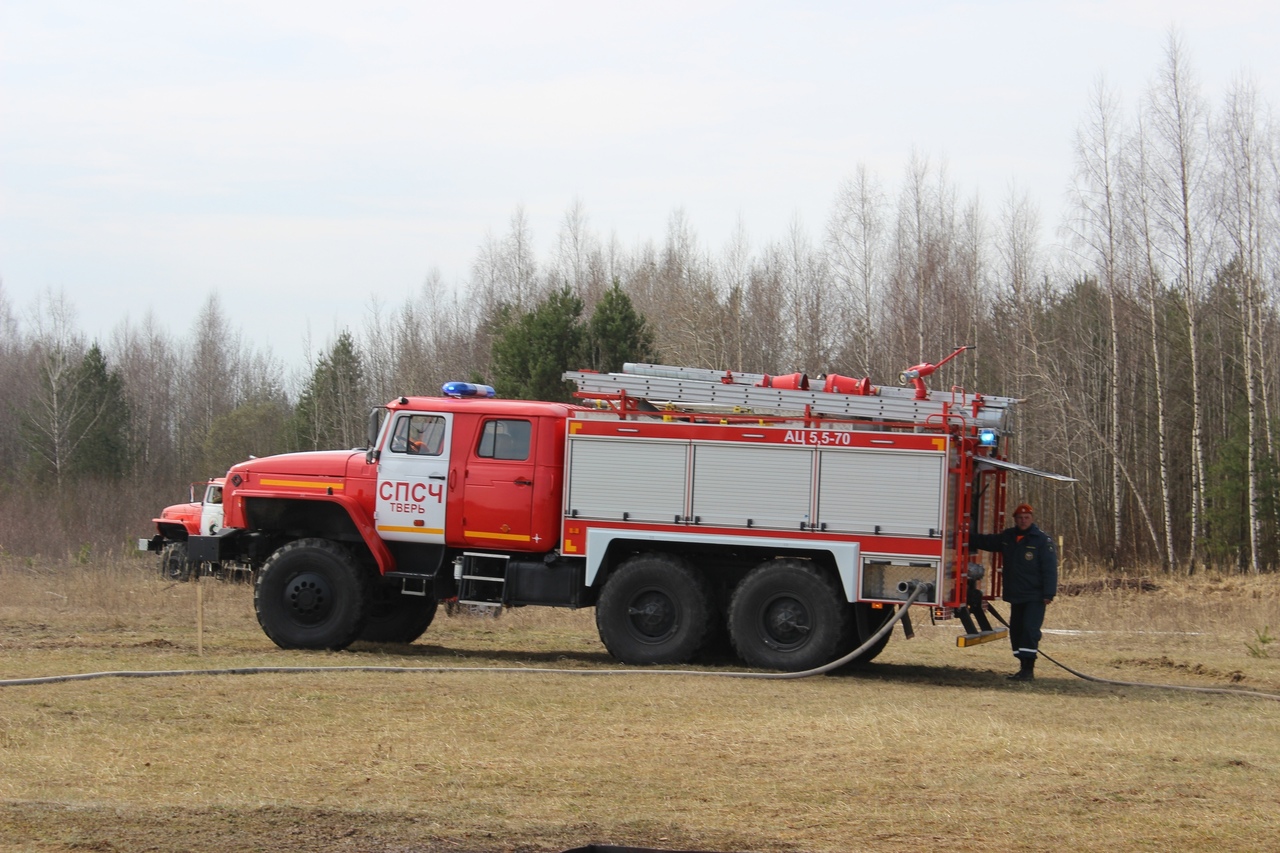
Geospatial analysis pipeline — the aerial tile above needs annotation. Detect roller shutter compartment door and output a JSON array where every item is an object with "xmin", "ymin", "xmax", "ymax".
[
  {"xmin": 817, "ymin": 449, "xmax": 944, "ymax": 536},
  {"xmin": 567, "ymin": 439, "xmax": 688, "ymax": 522}
]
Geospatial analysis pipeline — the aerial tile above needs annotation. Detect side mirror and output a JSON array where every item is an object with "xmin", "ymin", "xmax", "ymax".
[{"xmin": 366, "ymin": 407, "xmax": 386, "ymax": 465}]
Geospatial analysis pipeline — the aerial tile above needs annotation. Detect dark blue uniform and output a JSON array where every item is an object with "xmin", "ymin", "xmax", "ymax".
[{"xmin": 971, "ymin": 523, "xmax": 1057, "ymax": 667}]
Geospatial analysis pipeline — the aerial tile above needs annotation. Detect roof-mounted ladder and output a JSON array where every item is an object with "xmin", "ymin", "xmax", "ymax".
[{"xmin": 563, "ymin": 363, "xmax": 1016, "ymax": 431}]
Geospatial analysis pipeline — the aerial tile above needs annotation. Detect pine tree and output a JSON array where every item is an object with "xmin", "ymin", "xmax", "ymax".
[
  {"xmin": 585, "ymin": 279, "xmax": 657, "ymax": 372},
  {"xmin": 67, "ymin": 344, "xmax": 131, "ymax": 479},
  {"xmin": 21, "ymin": 340, "xmax": 130, "ymax": 485},
  {"xmin": 490, "ymin": 288, "xmax": 585, "ymax": 401},
  {"xmin": 289, "ymin": 330, "xmax": 367, "ymax": 450}
]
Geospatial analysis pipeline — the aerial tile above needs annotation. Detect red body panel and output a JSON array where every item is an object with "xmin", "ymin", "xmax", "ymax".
[
  {"xmin": 222, "ymin": 450, "xmax": 373, "ymax": 531},
  {"xmin": 446, "ymin": 411, "xmax": 566, "ymax": 551},
  {"xmin": 153, "ymin": 500, "xmax": 202, "ymax": 539},
  {"xmin": 566, "ymin": 416, "xmax": 947, "ymax": 451},
  {"xmin": 559, "ymin": 518, "xmax": 943, "ymax": 561},
  {"xmin": 220, "ymin": 398, "xmax": 577, "ymax": 573}
]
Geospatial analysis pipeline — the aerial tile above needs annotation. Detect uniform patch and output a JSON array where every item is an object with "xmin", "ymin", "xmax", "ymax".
[{"xmin": 1025, "ymin": 549, "xmax": 1035, "ymax": 561}]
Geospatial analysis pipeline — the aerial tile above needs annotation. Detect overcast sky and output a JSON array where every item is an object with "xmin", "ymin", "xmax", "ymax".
[{"xmin": 3, "ymin": 1, "xmax": 1279, "ymax": 370}]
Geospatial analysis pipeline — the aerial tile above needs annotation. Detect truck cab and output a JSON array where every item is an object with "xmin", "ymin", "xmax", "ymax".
[
  {"xmin": 372, "ymin": 398, "xmax": 568, "ymax": 558},
  {"xmin": 138, "ymin": 479, "xmax": 226, "ymax": 580}
]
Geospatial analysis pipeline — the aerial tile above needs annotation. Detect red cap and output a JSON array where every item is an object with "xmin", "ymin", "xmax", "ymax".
[{"xmin": 1013, "ymin": 503, "xmax": 1034, "ymax": 516}]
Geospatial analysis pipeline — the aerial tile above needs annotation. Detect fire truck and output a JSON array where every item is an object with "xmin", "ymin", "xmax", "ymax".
[
  {"xmin": 190, "ymin": 353, "xmax": 1071, "ymax": 671},
  {"xmin": 139, "ymin": 479, "xmax": 227, "ymax": 581}
]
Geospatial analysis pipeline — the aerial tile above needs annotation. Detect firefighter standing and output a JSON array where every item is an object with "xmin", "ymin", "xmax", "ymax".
[{"xmin": 970, "ymin": 503, "xmax": 1057, "ymax": 681}]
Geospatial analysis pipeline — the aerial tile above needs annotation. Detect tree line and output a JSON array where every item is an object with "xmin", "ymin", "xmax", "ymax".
[{"xmin": 1, "ymin": 35, "xmax": 1276, "ymax": 572}]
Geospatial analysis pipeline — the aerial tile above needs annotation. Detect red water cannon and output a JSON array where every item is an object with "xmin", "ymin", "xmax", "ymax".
[
  {"xmin": 898, "ymin": 346, "xmax": 971, "ymax": 400},
  {"xmin": 821, "ymin": 374, "xmax": 873, "ymax": 395},
  {"xmin": 755, "ymin": 372, "xmax": 810, "ymax": 390}
]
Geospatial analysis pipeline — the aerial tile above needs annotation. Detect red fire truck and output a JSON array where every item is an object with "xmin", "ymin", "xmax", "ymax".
[
  {"xmin": 139, "ymin": 479, "xmax": 227, "ymax": 581},
  {"xmin": 190, "ymin": 355, "xmax": 1070, "ymax": 671}
]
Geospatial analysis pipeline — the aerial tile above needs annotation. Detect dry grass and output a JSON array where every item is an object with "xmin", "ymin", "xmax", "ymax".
[{"xmin": 2, "ymin": 554, "xmax": 1279, "ymax": 853}]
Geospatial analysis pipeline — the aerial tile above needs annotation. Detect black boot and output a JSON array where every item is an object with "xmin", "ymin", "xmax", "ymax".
[{"xmin": 1007, "ymin": 657, "xmax": 1035, "ymax": 681}]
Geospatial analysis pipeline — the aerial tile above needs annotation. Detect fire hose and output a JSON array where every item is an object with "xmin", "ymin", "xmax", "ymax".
[
  {"xmin": 2, "ymin": 582, "xmax": 1277, "ymax": 700},
  {"xmin": 980, "ymin": 601, "xmax": 1280, "ymax": 702},
  {"xmin": 0, "ymin": 584, "xmax": 930, "ymax": 687}
]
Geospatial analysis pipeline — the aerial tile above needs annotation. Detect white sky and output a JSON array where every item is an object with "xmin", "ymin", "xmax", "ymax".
[{"xmin": 3, "ymin": 1, "xmax": 1279, "ymax": 371}]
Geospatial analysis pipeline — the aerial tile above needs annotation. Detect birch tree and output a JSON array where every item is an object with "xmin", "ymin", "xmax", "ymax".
[
  {"xmin": 1068, "ymin": 77, "xmax": 1128, "ymax": 563},
  {"xmin": 20, "ymin": 293, "xmax": 94, "ymax": 487},
  {"xmin": 826, "ymin": 165, "xmax": 887, "ymax": 376},
  {"xmin": 1144, "ymin": 32, "xmax": 1216, "ymax": 570},
  {"xmin": 1217, "ymin": 76, "xmax": 1273, "ymax": 571},
  {"xmin": 1131, "ymin": 114, "xmax": 1178, "ymax": 570}
]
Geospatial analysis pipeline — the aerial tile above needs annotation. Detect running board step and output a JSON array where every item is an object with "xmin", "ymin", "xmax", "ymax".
[{"xmin": 956, "ymin": 629, "xmax": 1009, "ymax": 648}]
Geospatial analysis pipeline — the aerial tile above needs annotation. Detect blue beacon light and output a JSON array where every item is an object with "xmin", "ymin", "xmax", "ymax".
[
  {"xmin": 442, "ymin": 382, "xmax": 496, "ymax": 398},
  {"xmin": 979, "ymin": 428, "xmax": 998, "ymax": 447}
]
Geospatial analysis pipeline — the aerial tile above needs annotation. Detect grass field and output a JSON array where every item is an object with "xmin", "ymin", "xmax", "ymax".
[{"xmin": 1, "ymin": 555, "xmax": 1278, "ymax": 852}]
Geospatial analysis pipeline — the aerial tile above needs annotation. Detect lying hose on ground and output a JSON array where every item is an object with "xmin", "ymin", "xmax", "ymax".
[
  {"xmin": 3, "ymin": 584, "xmax": 1277, "ymax": 701},
  {"xmin": 1036, "ymin": 648, "xmax": 1280, "ymax": 701},
  {"xmin": 981, "ymin": 603, "xmax": 1280, "ymax": 702},
  {"xmin": 0, "ymin": 585, "xmax": 930, "ymax": 687}
]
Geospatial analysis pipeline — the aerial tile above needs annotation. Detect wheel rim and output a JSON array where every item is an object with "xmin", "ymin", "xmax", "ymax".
[
  {"xmin": 759, "ymin": 593, "xmax": 812, "ymax": 650},
  {"xmin": 626, "ymin": 587, "xmax": 680, "ymax": 644},
  {"xmin": 164, "ymin": 550, "xmax": 186, "ymax": 579},
  {"xmin": 284, "ymin": 572, "xmax": 335, "ymax": 625}
]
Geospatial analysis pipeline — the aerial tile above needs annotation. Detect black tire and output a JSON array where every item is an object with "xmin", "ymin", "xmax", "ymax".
[
  {"xmin": 358, "ymin": 581, "xmax": 438, "ymax": 643},
  {"xmin": 160, "ymin": 542, "xmax": 193, "ymax": 582},
  {"xmin": 694, "ymin": 606, "xmax": 737, "ymax": 664},
  {"xmin": 728, "ymin": 559, "xmax": 850, "ymax": 671},
  {"xmin": 844, "ymin": 602, "xmax": 894, "ymax": 664},
  {"xmin": 595, "ymin": 554, "xmax": 711, "ymax": 665},
  {"xmin": 254, "ymin": 539, "xmax": 369, "ymax": 650}
]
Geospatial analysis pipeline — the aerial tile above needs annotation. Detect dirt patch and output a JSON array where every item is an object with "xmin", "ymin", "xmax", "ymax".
[
  {"xmin": 0, "ymin": 802, "xmax": 711, "ymax": 853},
  {"xmin": 1116, "ymin": 654, "xmax": 1247, "ymax": 683},
  {"xmin": 130, "ymin": 638, "xmax": 178, "ymax": 649},
  {"xmin": 1059, "ymin": 577, "xmax": 1161, "ymax": 596}
]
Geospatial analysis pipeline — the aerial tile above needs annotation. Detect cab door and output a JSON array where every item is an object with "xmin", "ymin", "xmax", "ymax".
[
  {"xmin": 462, "ymin": 417, "xmax": 539, "ymax": 550},
  {"xmin": 376, "ymin": 412, "xmax": 452, "ymax": 543},
  {"xmin": 199, "ymin": 482, "xmax": 224, "ymax": 535}
]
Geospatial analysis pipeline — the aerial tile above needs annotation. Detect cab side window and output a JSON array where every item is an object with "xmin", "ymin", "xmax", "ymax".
[
  {"xmin": 389, "ymin": 415, "xmax": 446, "ymax": 455},
  {"xmin": 477, "ymin": 419, "xmax": 531, "ymax": 461}
]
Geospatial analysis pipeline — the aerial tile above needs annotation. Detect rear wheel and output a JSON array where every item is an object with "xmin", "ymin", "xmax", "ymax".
[
  {"xmin": 595, "ymin": 554, "xmax": 711, "ymax": 665},
  {"xmin": 844, "ymin": 602, "xmax": 894, "ymax": 664},
  {"xmin": 359, "ymin": 581, "xmax": 438, "ymax": 643},
  {"xmin": 728, "ymin": 559, "xmax": 849, "ymax": 672},
  {"xmin": 254, "ymin": 539, "xmax": 368, "ymax": 650},
  {"xmin": 159, "ymin": 542, "xmax": 193, "ymax": 582}
]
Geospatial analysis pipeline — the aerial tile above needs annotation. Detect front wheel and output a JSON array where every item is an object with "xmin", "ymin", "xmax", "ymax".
[
  {"xmin": 160, "ymin": 542, "xmax": 193, "ymax": 582},
  {"xmin": 359, "ymin": 581, "xmax": 438, "ymax": 643},
  {"xmin": 595, "ymin": 554, "xmax": 711, "ymax": 665},
  {"xmin": 254, "ymin": 539, "xmax": 369, "ymax": 650},
  {"xmin": 728, "ymin": 560, "xmax": 849, "ymax": 672}
]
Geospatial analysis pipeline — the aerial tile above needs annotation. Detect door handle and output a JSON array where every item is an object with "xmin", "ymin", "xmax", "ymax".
[
  {"xmin": 429, "ymin": 474, "xmax": 447, "ymax": 480},
  {"xmin": 514, "ymin": 478, "xmax": 533, "ymax": 487}
]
